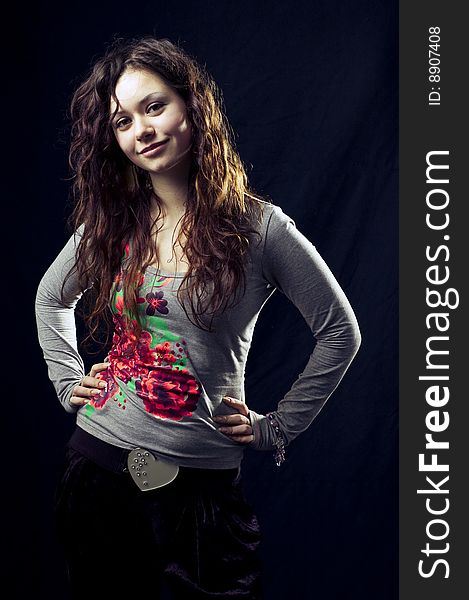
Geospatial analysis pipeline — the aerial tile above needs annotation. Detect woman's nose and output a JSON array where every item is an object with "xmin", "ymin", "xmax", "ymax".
[{"xmin": 135, "ymin": 117, "xmax": 155, "ymax": 141}]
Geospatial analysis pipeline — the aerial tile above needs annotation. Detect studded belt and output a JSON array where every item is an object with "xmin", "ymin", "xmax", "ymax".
[{"xmin": 67, "ymin": 426, "xmax": 240, "ymax": 491}]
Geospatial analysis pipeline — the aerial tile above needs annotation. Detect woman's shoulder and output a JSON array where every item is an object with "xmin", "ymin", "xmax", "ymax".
[
  {"xmin": 249, "ymin": 197, "xmax": 293, "ymax": 225},
  {"xmin": 253, "ymin": 199, "xmax": 296, "ymax": 237},
  {"xmin": 245, "ymin": 199, "xmax": 299, "ymax": 267}
]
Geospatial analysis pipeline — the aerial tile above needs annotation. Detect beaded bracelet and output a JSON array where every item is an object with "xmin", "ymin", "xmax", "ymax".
[{"xmin": 266, "ymin": 412, "xmax": 286, "ymax": 466}]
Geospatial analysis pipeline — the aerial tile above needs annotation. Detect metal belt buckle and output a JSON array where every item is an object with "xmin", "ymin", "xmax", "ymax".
[{"xmin": 127, "ymin": 448, "xmax": 179, "ymax": 491}]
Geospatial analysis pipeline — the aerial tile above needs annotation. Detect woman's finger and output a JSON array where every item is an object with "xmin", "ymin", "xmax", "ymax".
[
  {"xmin": 214, "ymin": 414, "xmax": 250, "ymax": 426},
  {"xmin": 215, "ymin": 406, "xmax": 254, "ymax": 443},
  {"xmin": 215, "ymin": 397, "xmax": 254, "ymax": 444},
  {"xmin": 220, "ymin": 430, "xmax": 255, "ymax": 444},
  {"xmin": 222, "ymin": 396, "xmax": 249, "ymax": 416},
  {"xmin": 89, "ymin": 362, "xmax": 111, "ymax": 377},
  {"xmin": 69, "ymin": 391, "xmax": 94, "ymax": 406},
  {"xmin": 77, "ymin": 384, "xmax": 103, "ymax": 397},
  {"xmin": 70, "ymin": 362, "xmax": 110, "ymax": 407},
  {"xmin": 69, "ymin": 396, "xmax": 89, "ymax": 407},
  {"xmin": 80, "ymin": 375, "xmax": 108, "ymax": 390},
  {"xmin": 80, "ymin": 362, "xmax": 110, "ymax": 389},
  {"xmin": 218, "ymin": 422, "xmax": 253, "ymax": 436},
  {"xmin": 69, "ymin": 383, "xmax": 104, "ymax": 406}
]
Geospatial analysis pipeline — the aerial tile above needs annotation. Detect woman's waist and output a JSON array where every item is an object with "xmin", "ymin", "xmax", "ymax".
[
  {"xmin": 67, "ymin": 425, "xmax": 241, "ymax": 485},
  {"xmin": 75, "ymin": 410, "xmax": 245, "ymax": 469}
]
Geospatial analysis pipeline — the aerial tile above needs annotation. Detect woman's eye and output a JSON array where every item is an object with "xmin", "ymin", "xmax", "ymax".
[
  {"xmin": 115, "ymin": 117, "xmax": 130, "ymax": 129},
  {"xmin": 147, "ymin": 102, "xmax": 164, "ymax": 113}
]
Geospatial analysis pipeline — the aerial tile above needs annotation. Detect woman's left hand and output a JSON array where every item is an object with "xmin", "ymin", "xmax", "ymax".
[{"xmin": 213, "ymin": 396, "xmax": 254, "ymax": 444}]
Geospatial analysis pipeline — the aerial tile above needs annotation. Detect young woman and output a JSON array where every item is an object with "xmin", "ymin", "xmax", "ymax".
[{"xmin": 35, "ymin": 36, "xmax": 361, "ymax": 599}]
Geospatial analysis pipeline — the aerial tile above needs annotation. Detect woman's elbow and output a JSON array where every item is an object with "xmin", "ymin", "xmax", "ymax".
[{"xmin": 348, "ymin": 317, "xmax": 362, "ymax": 355}]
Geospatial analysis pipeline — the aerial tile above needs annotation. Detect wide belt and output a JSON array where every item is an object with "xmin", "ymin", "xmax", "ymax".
[{"xmin": 67, "ymin": 426, "xmax": 240, "ymax": 491}]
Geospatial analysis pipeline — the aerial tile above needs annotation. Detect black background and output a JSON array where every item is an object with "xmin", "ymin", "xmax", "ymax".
[{"xmin": 8, "ymin": 1, "xmax": 397, "ymax": 598}]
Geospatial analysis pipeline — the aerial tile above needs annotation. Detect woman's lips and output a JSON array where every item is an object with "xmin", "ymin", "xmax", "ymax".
[{"xmin": 140, "ymin": 140, "xmax": 169, "ymax": 156}]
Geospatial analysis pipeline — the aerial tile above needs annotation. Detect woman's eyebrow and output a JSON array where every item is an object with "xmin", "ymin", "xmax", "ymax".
[{"xmin": 111, "ymin": 92, "xmax": 166, "ymax": 118}]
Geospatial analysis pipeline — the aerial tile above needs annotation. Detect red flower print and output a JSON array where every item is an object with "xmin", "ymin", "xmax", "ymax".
[
  {"xmin": 155, "ymin": 341, "xmax": 171, "ymax": 353},
  {"xmin": 145, "ymin": 291, "xmax": 169, "ymax": 316},
  {"xmin": 136, "ymin": 366, "xmax": 201, "ymax": 420},
  {"xmin": 136, "ymin": 330, "xmax": 159, "ymax": 365},
  {"xmin": 92, "ymin": 312, "xmax": 201, "ymax": 419},
  {"xmin": 153, "ymin": 341, "xmax": 178, "ymax": 366}
]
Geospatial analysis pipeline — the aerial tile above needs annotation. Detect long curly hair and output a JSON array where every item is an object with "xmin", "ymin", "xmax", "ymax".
[{"xmin": 62, "ymin": 36, "xmax": 270, "ymax": 349}]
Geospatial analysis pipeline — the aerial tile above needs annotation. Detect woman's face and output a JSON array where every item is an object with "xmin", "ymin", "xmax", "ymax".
[{"xmin": 110, "ymin": 67, "xmax": 193, "ymax": 178}]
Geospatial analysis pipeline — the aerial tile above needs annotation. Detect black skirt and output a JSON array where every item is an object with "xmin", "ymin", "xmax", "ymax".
[{"xmin": 54, "ymin": 427, "xmax": 263, "ymax": 599}]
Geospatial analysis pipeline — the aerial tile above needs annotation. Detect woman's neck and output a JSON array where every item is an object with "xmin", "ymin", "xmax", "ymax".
[{"xmin": 148, "ymin": 155, "xmax": 191, "ymax": 222}]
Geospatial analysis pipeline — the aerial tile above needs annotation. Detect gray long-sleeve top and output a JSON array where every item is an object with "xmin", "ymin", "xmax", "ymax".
[{"xmin": 35, "ymin": 201, "xmax": 361, "ymax": 469}]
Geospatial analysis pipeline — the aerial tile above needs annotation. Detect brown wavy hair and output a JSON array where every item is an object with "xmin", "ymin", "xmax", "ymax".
[{"xmin": 62, "ymin": 36, "xmax": 270, "ymax": 350}]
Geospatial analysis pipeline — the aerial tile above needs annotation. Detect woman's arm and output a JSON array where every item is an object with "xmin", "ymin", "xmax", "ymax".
[
  {"xmin": 248, "ymin": 204, "xmax": 362, "ymax": 455},
  {"xmin": 34, "ymin": 224, "xmax": 91, "ymax": 413}
]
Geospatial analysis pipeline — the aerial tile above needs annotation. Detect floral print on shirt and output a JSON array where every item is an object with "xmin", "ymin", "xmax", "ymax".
[{"xmin": 84, "ymin": 246, "xmax": 201, "ymax": 421}]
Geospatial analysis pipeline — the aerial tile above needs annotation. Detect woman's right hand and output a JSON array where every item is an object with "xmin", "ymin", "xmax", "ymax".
[{"xmin": 69, "ymin": 362, "xmax": 110, "ymax": 407}]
